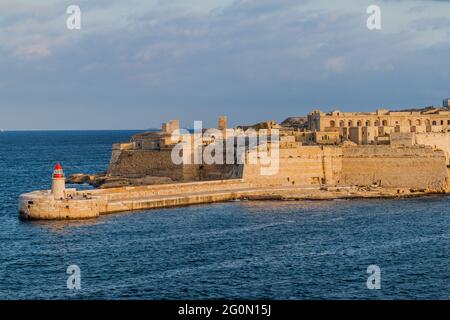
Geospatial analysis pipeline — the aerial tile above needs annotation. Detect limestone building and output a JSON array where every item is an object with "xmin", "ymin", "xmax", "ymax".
[{"xmin": 307, "ymin": 107, "xmax": 450, "ymax": 145}]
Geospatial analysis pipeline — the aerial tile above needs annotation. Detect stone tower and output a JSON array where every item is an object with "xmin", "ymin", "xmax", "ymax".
[
  {"xmin": 162, "ymin": 119, "xmax": 180, "ymax": 134},
  {"xmin": 51, "ymin": 163, "xmax": 66, "ymax": 200},
  {"xmin": 218, "ymin": 115, "xmax": 227, "ymax": 139},
  {"xmin": 218, "ymin": 115, "xmax": 227, "ymax": 131}
]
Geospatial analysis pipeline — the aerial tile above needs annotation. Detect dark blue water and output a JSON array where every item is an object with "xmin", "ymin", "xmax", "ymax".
[{"xmin": 0, "ymin": 131, "xmax": 449, "ymax": 299}]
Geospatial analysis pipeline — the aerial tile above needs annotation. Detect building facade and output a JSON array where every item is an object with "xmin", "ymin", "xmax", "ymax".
[{"xmin": 307, "ymin": 108, "xmax": 450, "ymax": 144}]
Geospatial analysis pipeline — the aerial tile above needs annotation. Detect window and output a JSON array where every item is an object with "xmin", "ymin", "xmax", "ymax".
[
  {"xmin": 330, "ymin": 120, "xmax": 335, "ymax": 127},
  {"xmin": 432, "ymin": 121, "xmax": 437, "ymax": 126},
  {"xmin": 382, "ymin": 120, "xmax": 388, "ymax": 126}
]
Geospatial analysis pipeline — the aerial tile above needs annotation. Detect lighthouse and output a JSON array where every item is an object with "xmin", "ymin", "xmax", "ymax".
[{"xmin": 51, "ymin": 163, "xmax": 66, "ymax": 199}]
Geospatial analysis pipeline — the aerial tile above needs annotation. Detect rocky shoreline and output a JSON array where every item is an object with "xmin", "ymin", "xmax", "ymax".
[
  {"xmin": 66, "ymin": 173, "xmax": 174, "ymax": 189},
  {"xmin": 242, "ymin": 187, "xmax": 447, "ymax": 201}
]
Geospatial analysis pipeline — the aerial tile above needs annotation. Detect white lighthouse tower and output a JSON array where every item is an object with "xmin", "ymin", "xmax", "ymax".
[{"xmin": 51, "ymin": 163, "xmax": 66, "ymax": 200}]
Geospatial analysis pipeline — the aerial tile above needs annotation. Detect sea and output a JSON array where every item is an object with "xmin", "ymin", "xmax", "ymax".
[{"xmin": 0, "ymin": 130, "xmax": 449, "ymax": 299}]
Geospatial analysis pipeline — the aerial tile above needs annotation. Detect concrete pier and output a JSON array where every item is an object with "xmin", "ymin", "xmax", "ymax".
[
  {"xmin": 19, "ymin": 180, "xmax": 248, "ymax": 220},
  {"xmin": 18, "ymin": 178, "xmax": 443, "ymax": 220}
]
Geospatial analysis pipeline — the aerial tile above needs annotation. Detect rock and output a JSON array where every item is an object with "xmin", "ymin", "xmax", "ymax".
[
  {"xmin": 341, "ymin": 140, "xmax": 357, "ymax": 146},
  {"xmin": 66, "ymin": 173, "xmax": 174, "ymax": 189},
  {"xmin": 280, "ymin": 117, "xmax": 308, "ymax": 129},
  {"xmin": 66, "ymin": 174, "xmax": 96, "ymax": 185}
]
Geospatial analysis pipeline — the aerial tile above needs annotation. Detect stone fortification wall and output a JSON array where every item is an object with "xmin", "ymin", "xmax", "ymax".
[
  {"xmin": 108, "ymin": 143, "xmax": 448, "ymax": 192},
  {"xmin": 108, "ymin": 147, "xmax": 244, "ymax": 182},
  {"xmin": 108, "ymin": 149, "xmax": 184, "ymax": 180},
  {"xmin": 341, "ymin": 146, "xmax": 447, "ymax": 190},
  {"xmin": 390, "ymin": 132, "xmax": 450, "ymax": 165},
  {"xmin": 242, "ymin": 145, "xmax": 447, "ymax": 191},
  {"xmin": 242, "ymin": 146, "xmax": 343, "ymax": 186},
  {"xmin": 194, "ymin": 163, "xmax": 244, "ymax": 181},
  {"xmin": 414, "ymin": 132, "xmax": 450, "ymax": 165}
]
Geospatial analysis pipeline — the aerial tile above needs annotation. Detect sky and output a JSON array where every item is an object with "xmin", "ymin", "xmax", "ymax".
[{"xmin": 0, "ymin": 0, "xmax": 450, "ymax": 130}]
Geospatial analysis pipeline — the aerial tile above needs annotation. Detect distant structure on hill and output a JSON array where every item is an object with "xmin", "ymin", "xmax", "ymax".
[
  {"xmin": 443, "ymin": 98, "xmax": 450, "ymax": 108},
  {"xmin": 280, "ymin": 117, "xmax": 308, "ymax": 130}
]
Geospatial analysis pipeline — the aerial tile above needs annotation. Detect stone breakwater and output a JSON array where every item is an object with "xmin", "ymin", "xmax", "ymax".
[{"xmin": 19, "ymin": 179, "xmax": 446, "ymax": 220}]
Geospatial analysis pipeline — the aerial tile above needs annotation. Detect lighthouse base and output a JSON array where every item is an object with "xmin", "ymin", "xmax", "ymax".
[{"xmin": 19, "ymin": 190, "xmax": 101, "ymax": 220}]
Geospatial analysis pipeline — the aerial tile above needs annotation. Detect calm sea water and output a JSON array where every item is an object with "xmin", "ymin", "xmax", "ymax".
[{"xmin": 0, "ymin": 131, "xmax": 449, "ymax": 300}]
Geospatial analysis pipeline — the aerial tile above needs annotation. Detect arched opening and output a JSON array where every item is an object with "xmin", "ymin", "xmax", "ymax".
[
  {"xmin": 357, "ymin": 121, "xmax": 362, "ymax": 127},
  {"xmin": 415, "ymin": 119, "xmax": 421, "ymax": 126},
  {"xmin": 339, "ymin": 120, "xmax": 345, "ymax": 127},
  {"xmin": 365, "ymin": 120, "xmax": 371, "ymax": 127},
  {"xmin": 329, "ymin": 120, "xmax": 335, "ymax": 127},
  {"xmin": 432, "ymin": 121, "xmax": 437, "ymax": 126},
  {"xmin": 382, "ymin": 120, "xmax": 388, "ymax": 126},
  {"xmin": 348, "ymin": 121, "xmax": 353, "ymax": 127}
]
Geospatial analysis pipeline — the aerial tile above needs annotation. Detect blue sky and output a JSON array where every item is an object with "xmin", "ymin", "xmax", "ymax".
[{"xmin": 1, "ymin": 0, "xmax": 450, "ymax": 130}]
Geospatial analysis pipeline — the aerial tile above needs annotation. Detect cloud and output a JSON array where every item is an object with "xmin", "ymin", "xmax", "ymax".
[
  {"xmin": 1, "ymin": 0, "xmax": 450, "ymax": 129},
  {"xmin": 14, "ymin": 43, "xmax": 51, "ymax": 58},
  {"xmin": 324, "ymin": 57, "xmax": 346, "ymax": 73}
]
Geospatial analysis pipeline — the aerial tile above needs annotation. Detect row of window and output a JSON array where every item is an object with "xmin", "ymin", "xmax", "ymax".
[{"xmin": 329, "ymin": 119, "xmax": 450, "ymax": 127}]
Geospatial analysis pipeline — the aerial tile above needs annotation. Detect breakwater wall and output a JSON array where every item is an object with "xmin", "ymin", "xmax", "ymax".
[
  {"xmin": 19, "ymin": 145, "xmax": 449, "ymax": 220},
  {"xmin": 19, "ymin": 180, "xmax": 250, "ymax": 220}
]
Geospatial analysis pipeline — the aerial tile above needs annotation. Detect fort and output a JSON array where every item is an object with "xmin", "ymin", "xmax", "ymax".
[{"xmin": 19, "ymin": 101, "xmax": 450, "ymax": 220}]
